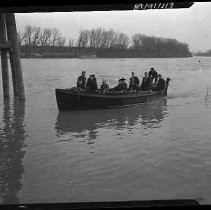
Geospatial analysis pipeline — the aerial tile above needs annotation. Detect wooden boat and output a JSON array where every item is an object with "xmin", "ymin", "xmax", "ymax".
[{"xmin": 55, "ymin": 78, "xmax": 170, "ymax": 111}]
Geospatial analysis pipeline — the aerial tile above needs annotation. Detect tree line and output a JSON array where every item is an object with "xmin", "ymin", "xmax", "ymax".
[
  {"xmin": 18, "ymin": 25, "xmax": 192, "ymax": 57},
  {"xmin": 18, "ymin": 25, "xmax": 66, "ymax": 46}
]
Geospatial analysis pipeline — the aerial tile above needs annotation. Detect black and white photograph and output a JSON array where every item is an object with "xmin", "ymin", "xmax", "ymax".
[{"xmin": 0, "ymin": 2, "xmax": 211, "ymax": 208}]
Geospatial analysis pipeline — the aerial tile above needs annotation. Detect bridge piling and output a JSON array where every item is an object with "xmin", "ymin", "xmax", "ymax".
[
  {"xmin": 0, "ymin": 13, "xmax": 25, "ymax": 100},
  {"xmin": 5, "ymin": 13, "xmax": 25, "ymax": 100},
  {"xmin": 0, "ymin": 13, "xmax": 10, "ymax": 98}
]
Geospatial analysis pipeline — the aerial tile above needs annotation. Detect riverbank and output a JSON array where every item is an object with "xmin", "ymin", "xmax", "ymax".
[{"xmin": 20, "ymin": 46, "xmax": 193, "ymax": 59}]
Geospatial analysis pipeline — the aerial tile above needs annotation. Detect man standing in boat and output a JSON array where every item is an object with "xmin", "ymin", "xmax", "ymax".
[
  {"xmin": 129, "ymin": 72, "xmax": 140, "ymax": 91},
  {"xmin": 77, "ymin": 71, "xmax": 86, "ymax": 89},
  {"xmin": 149, "ymin": 67, "xmax": 158, "ymax": 83},
  {"xmin": 140, "ymin": 72, "xmax": 152, "ymax": 91},
  {"xmin": 86, "ymin": 74, "xmax": 98, "ymax": 93},
  {"xmin": 112, "ymin": 78, "xmax": 128, "ymax": 91}
]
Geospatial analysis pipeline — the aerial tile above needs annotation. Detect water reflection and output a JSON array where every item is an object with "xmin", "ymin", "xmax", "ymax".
[
  {"xmin": 55, "ymin": 98, "xmax": 168, "ymax": 142},
  {"xmin": 0, "ymin": 99, "xmax": 26, "ymax": 204}
]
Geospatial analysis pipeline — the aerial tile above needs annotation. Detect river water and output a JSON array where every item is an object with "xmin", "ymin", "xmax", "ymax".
[{"xmin": 0, "ymin": 57, "xmax": 211, "ymax": 205}]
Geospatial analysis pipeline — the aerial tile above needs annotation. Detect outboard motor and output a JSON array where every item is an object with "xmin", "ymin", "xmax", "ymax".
[{"xmin": 164, "ymin": 78, "xmax": 171, "ymax": 96}]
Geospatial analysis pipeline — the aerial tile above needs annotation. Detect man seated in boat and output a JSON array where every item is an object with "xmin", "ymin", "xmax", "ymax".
[
  {"xmin": 129, "ymin": 72, "xmax": 140, "ymax": 91},
  {"xmin": 112, "ymin": 77, "xmax": 128, "ymax": 92},
  {"xmin": 140, "ymin": 72, "xmax": 153, "ymax": 91},
  {"xmin": 99, "ymin": 80, "xmax": 109, "ymax": 93},
  {"xmin": 77, "ymin": 71, "xmax": 86, "ymax": 89},
  {"xmin": 152, "ymin": 74, "xmax": 166, "ymax": 91},
  {"xmin": 149, "ymin": 67, "xmax": 158, "ymax": 83},
  {"xmin": 86, "ymin": 74, "xmax": 98, "ymax": 93}
]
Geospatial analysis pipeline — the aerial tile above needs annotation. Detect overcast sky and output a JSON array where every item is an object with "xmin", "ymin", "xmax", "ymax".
[{"xmin": 15, "ymin": 2, "xmax": 211, "ymax": 52}]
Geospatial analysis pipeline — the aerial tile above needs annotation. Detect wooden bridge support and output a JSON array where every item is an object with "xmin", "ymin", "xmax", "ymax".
[
  {"xmin": 0, "ymin": 13, "xmax": 25, "ymax": 100},
  {"xmin": 0, "ymin": 13, "xmax": 9, "ymax": 98}
]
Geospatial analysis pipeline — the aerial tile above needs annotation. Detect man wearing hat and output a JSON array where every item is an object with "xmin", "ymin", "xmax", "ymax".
[
  {"xmin": 113, "ymin": 77, "xmax": 128, "ymax": 91},
  {"xmin": 77, "ymin": 71, "xmax": 86, "ymax": 89}
]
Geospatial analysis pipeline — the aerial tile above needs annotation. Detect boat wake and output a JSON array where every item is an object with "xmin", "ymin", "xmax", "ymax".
[{"xmin": 167, "ymin": 92, "xmax": 198, "ymax": 100}]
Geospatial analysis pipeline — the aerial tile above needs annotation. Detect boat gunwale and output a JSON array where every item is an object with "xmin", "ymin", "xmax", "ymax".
[{"xmin": 55, "ymin": 88, "xmax": 161, "ymax": 99}]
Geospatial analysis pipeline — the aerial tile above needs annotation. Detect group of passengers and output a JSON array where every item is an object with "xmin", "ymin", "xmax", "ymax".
[{"xmin": 76, "ymin": 68, "xmax": 166, "ymax": 93}]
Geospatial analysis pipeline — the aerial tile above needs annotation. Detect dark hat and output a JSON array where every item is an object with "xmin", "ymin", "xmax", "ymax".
[
  {"xmin": 151, "ymin": 68, "xmax": 155, "ymax": 71},
  {"xmin": 82, "ymin": 71, "xmax": 86, "ymax": 74},
  {"xmin": 118, "ymin": 77, "xmax": 126, "ymax": 81},
  {"xmin": 158, "ymin": 74, "xmax": 162, "ymax": 77}
]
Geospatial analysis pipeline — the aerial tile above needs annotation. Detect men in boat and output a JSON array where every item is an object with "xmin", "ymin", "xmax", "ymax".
[
  {"xmin": 153, "ymin": 74, "xmax": 166, "ymax": 91},
  {"xmin": 99, "ymin": 80, "xmax": 109, "ymax": 93},
  {"xmin": 140, "ymin": 72, "xmax": 152, "ymax": 91},
  {"xmin": 86, "ymin": 74, "xmax": 98, "ymax": 93},
  {"xmin": 77, "ymin": 71, "xmax": 86, "ymax": 89},
  {"xmin": 112, "ymin": 77, "xmax": 128, "ymax": 91},
  {"xmin": 149, "ymin": 67, "xmax": 158, "ymax": 83},
  {"xmin": 129, "ymin": 72, "xmax": 140, "ymax": 91}
]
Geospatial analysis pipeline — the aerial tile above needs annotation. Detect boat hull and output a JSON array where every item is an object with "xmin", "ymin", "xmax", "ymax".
[{"xmin": 55, "ymin": 89, "xmax": 165, "ymax": 111}]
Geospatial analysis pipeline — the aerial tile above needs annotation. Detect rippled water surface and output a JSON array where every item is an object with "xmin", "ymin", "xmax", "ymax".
[{"xmin": 1, "ymin": 57, "xmax": 211, "ymax": 204}]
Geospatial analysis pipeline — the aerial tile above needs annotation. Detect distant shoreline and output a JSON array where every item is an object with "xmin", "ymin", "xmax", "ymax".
[
  {"xmin": 20, "ymin": 56, "xmax": 193, "ymax": 59},
  {"xmin": 20, "ymin": 46, "xmax": 193, "ymax": 59},
  {"xmin": 194, "ymin": 54, "xmax": 211, "ymax": 57}
]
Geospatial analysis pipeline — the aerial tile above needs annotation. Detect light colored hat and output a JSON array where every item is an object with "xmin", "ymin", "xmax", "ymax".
[{"xmin": 118, "ymin": 77, "xmax": 126, "ymax": 81}]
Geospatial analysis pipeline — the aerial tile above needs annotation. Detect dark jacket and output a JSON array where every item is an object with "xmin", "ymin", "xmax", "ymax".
[
  {"xmin": 156, "ymin": 78, "xmax": 166, "ymax": 91},
  {"xmin": 141, "ymin": 76, "xmax": 152, "ymax": 91},
  {"xmin": 149, "ymin": 70, "xmax": 158, "ymax": 82},
  {"xmin": 77, "ymin": 75, "xmax": 86, "ymax": 89},
  {"xmin": 113, "ymin": 82, "xmax": 127, "ymax": 91},
  {"xmin": 86, "ymin": 78, "xmax": 98, "ymax": 93},
  {"xmin": 129, "ymin": 76, "xmax": 140, "ymax": 90}
]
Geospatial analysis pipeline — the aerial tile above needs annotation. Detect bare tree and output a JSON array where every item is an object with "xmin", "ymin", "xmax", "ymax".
[
  {"xmin": 69, "ymin": 38, "xmax": 75, "ymax": 47},
  {"xmin": 88, "ymin": 27, "xmax": 104, "ymax": 48},
  {"xmin": 51, "ymin": 28, "xmax": 61, "ymax": 46},
  {"xmin": 131, "ymin": 33, "xmax": 145, "ymax": 49},
  {"xmin": 110, "ymin": 32, "xmax": 130, "ymax": 49},
  {"xmin": 17, "ymin": 32, "xmax": 26, "ymax": 45},
  {"xmin": 57, "ymin": 37, "xmax": 66, "ymax": 46},
  {"xmin": 31, "ymin": 26, "xmax": 41, "ymax": 46},
  {"xmin": 100, "ymin": 30, "xmax": 109, "ymax": 48},
  {"xmin": 100, "ymin": 29, "xmax": 118, "ymax": 48},
  {"xmin": 105, "ymin": 29, "xmax": 116, "ymax": 48},
  {"xmin": 77, "ymin": 29, "xmax": 90, "ymax": 48},
  {"xmin": 39, "ymin": 28, "xmax": 52, "ymax": 46},
  {"xmin": 22, "ymin": 25, "xmax": 34, "ymax": 45}
]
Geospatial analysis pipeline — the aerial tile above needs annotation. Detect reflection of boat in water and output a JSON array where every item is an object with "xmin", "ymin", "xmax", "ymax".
[
  {"xmin": 55, "ymin": 98, "xmax": 167, "ymax": 139},
  {"xmin": 0, "ymin": 99, "xmax": 26, "ymax": 204},
  {"xmin": 55, "ymin": 79, "xmax": 170, "ymax": 111}
]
